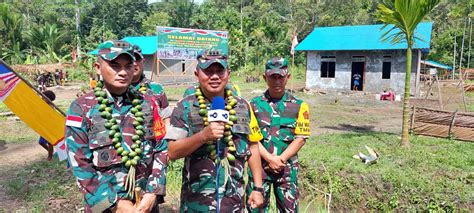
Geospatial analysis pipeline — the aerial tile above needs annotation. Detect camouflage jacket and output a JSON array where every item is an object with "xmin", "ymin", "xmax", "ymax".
[
  {"xmin": 250, "ymin": 90, "xmax": 310, "ymax": 180},
  {"xmin": 164, "ymin": 94, "xmax": 262, "ymax": 212},
  {"xmin": 182, "ymin": 83, "xmax": 241, "ymax": 98},
  {"xmin": 66, "ymin": 89, "xmax": 168, "ymax": 212},
  {"xmin": 132, "ymin": 75, "xmax": 172, "ymax": 119}
]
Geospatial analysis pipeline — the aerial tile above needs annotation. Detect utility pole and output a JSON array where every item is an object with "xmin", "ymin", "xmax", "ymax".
[
  {"xmin": 453, "ymin": 36, "xmax": 457, "ymax": 80},
  {"xmin": 468, "ymin": 18, "xmax": 472, "ymax": 69},
  {"xmin": 75, "ymin": 0, "xmax": 81, "ymax": 60},
  {"xmin": 459, "ymin": 18, "xmax": 467, "ymax": 76}
]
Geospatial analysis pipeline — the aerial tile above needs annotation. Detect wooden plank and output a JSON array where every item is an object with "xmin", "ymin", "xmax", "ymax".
[
  {"xmin": 412, "ymin": 107, "xmax": 474, "ymax": 141},
  {"xmin": 448, "ymin": 110, "xmax": 458, "ymax": 136},
  {"xmin": 435, "ymin": 75, "xmax": 443, "ymax": 110}
]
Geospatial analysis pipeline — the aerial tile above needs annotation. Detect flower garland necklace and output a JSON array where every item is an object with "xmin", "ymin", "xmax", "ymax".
[
  {"xmin": 93, "ymin": 81, "xmax": 147, "ymax": 199},
  {"xmin": 195, "ymin": 87, "xmax": 238, "ymax": 162}
]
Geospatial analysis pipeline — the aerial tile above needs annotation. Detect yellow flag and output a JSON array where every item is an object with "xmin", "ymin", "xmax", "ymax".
[{"xmin": 0, "ymin": 62, "xmax": 65, "ymax": 145}]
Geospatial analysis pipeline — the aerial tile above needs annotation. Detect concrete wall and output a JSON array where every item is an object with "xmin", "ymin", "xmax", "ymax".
[
  {"xmin": 143, "ymin": 54, "xmax": 155, "ymax": 79},
  {"xmin": 305, "ymin": 50, "xmax": 419, "ymax": 94}
]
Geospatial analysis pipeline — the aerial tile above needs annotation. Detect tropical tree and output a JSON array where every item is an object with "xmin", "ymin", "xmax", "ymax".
[
  {"xmin": 376, "ymin": 0, "xmax": 440, "ymax": 147},
  {"xmin": 25, "ymin": 23, "xmax": 67, "ymax": 63}
]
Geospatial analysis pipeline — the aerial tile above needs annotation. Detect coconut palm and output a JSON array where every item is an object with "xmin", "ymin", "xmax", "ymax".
[{"xmin": 376, "ymin": 0, "xmax": 440, "ymax": 147}]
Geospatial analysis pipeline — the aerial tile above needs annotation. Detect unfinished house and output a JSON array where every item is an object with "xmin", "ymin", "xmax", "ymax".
[
  {"xmin": 296, "ymin": 22, "xmax": 433, "ymax": 95},
  {"xmin": 89, "ymin": 36, "xmax": 197, "ymax": 85}
]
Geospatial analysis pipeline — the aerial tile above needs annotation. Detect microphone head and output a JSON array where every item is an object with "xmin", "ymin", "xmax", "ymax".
[
  {"xmin": 209, "ymin": 96, "xmax": 229, "ymax": 122},
  {"xmin": 211, "ymin": 96, "xmax": 225, "ymax": 110}
]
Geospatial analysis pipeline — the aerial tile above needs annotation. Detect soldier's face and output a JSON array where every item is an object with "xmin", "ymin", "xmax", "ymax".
[
  {"xmin": 133, "ymin": 58, "xmax": 145, "ymax": 83},
  {"xmin": 264, "ymin": 73, "xmax": 290, "ymax": 94},
  {"xmin": 94, "ymin": 54, "xmax": 134, "ymax": 95},
  {"xmin": 195, "ymin": 63, "xmax": 229, "ymax": 96}
]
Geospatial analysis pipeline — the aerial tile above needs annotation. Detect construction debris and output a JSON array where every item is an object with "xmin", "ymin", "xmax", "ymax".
[{"xmin": 353, "ymin": 145, "xmax": 379, "ymax": 164}]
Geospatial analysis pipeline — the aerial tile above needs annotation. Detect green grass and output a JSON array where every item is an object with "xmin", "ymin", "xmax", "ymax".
[
  {"xmin": 466, "ymin": 91, "xmax": 474, "ymax": 112},
  {"xmin": 0, "ymin": 103, "xmax": 9, "ymax": 113},
  {"xmin": 162, "ymin": 132, "xmax": 474, "ymax": 211},
  {"xmin": 3, "ymin": 159, "xmax": 80, "ymax": 211},
  {"xmin": 162, "ymin": 85, "xmax": 188, "ymax": 102},
  {"xmin": 0, "ymin": 120, "xmax": 38, "ymax": 143},
  {"xmin": 165, "ymin": 159, "xmax": 184, "ymax": 209},
  {"xmin": 299, "ymin": 132, "xmax": 474, "ymax": 211}
]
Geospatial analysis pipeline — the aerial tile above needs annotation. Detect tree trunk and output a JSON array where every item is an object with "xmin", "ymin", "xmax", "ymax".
[{"xmin": 401, "ymin": 46, "xmax": 412, "ymax": 147}]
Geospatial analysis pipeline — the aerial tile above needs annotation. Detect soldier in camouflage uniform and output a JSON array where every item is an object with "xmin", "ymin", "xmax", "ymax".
[
  {"xmin": 66, "ymin": 40, "xmax": 168, "ymax": 213},
  {"xmin": 131, "ymin": 45, "xmax": 172, "ymax": 124},
  {"xmin": 165, "ymin": 49, "xmax": 264, "ymax": 212},
  {"xmin": 246, "ymin": 57, "xmax": 311, "ymax": 213}
]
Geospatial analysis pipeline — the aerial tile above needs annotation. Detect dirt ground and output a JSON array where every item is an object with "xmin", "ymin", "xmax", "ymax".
[
  {"xmin": 0, "ymin": 81, "xmax": 471, "ymax": 211},
  {"xmin": 0, "ymin": 84, "xmax": 80, "ymax": 211}
]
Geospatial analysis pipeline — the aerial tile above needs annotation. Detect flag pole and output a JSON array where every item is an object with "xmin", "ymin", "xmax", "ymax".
[
  {"xmin": 0, "ymin": 60, "xmax": 66, "ymax": 116},
  {"xmin": 290, "ymin": 30, "xmax": 297, "ymax": 93},
  {"xmin": 291, "ymin": 52, "xmax": 295, "ymax": 93}
]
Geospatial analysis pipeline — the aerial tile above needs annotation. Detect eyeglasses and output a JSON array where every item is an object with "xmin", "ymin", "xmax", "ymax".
[{"xmin": 200, "ymin": 68, "xmax": 228, "ymax": 78}]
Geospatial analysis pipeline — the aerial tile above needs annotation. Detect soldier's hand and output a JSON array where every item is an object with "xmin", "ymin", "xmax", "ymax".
[
  {"xmin": 202, "ymin": 122, "xmax": 225, "ymax": 142},
  {"xmin": 267, "ymin": 155, "xmax": 286, "ymax": 173},
  {"xmin": 136, "ymin": 193, "xmax": 156, "ymax": 213},
  {"xmin": 248, "ymin": 190, "xmax": 264, "ymax": 209},
  {"xmin": 113, "ymin": 199, "xmax": 137, "ymax": 213}
]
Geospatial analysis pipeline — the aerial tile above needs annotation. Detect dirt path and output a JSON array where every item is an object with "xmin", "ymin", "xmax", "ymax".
[{"xmin": 0, "ymin": 141, "xmax": 45, "ymax": 210}]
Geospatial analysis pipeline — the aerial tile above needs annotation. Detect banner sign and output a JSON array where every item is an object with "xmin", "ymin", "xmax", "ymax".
[{"xmin": 156, "ymin": 26, "xmax": 228, "ymax": 60}]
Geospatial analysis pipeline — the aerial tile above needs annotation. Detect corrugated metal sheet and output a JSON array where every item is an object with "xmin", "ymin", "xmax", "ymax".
[
  {"xmin": 88, "ymin": 36, "xmax": 157, "ymax": 55},
  {"xmin": 296, "ymin": 22, "xmax": 433, "ymax": 51},
  {"xmin": 421, "ymin": 60, "xmax": 453, "ymax": 70}
]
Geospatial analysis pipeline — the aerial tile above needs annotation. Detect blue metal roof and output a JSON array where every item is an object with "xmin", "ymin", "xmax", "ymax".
[
  {"xmin": 88, "ymin": 36, "xmax": 157, "ymax": 55},
  {"xmin": 296, "ymin": 22, "xmax": 433, "ymax": 51},
  {"xmin": 421, "ymin": 60, "xmax": 453, "ymax": 71}
]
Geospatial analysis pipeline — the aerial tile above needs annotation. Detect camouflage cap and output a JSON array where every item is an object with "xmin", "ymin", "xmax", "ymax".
[
  {"xmin": 132, "ymin": 44, "xmax": 144, "ymax": 61},
  {"xmin": 196, "ymin": 49, "xmax": 228, "ymax": 70},
  {"xmin": 97, "ymin": 40, "xmax": 135, "ymax": 61},
  {"xmin": 265, "ymin": 57, "xmax": 289, "ymax": 76}
]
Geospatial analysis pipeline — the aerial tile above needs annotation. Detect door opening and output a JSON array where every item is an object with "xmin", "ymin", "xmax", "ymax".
[{"xmin": 351, "ymin": 62, "xmax": 365, "ymax": 91}]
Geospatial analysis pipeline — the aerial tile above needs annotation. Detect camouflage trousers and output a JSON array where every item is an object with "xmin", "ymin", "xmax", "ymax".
[
  {"xmin": 246, "ymin": 163, "xmax": 299, "ymax": 213},
  {"xmin": 181, "ymin": 195, "xmax": 245, "ymax": 213}
]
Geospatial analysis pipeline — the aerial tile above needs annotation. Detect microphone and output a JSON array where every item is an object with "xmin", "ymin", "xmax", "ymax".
[
  {"xmin": 208, "ymin": 96, "xmax": 229, "ymax": 123},
  {"xmin": 208, "ymin": 96, "xmax": 228, "ymax": 213}
]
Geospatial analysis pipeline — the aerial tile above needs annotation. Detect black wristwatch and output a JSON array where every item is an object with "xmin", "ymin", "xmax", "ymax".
[{"xmin": 253, "ymin": 186, "xmax": 264, "ymax": 193}]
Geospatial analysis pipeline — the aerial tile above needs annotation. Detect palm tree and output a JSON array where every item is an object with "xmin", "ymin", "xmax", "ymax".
[{"xmin": 376, "ymin": 0, "xmax": 440, "ymax": 147}]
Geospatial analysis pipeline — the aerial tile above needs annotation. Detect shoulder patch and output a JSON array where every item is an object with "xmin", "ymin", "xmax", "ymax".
[
  {"xmin": 295, "ymin": 102, "xmax": 310, "ymax": 136},
  {"xmin": 66, "ymin": 115, "xmax": 83, "ymax": 128}
]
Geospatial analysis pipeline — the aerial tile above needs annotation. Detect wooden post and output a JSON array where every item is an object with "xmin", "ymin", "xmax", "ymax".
[
  {"xmin": 448, "ymin": 110, "xmax": 458, "ymax": 138},
  {"xmin": 156, "ymin": 57, "xmax": 160, "ymax": 83},
  {"xmin": 415, "ymin": 50, "xmax": 422, "ymax": 97},
  {"xmin": 425, "ymin": 82, "xmax": 433, "ymax": 100},
  {"xmin": 435, "ymin": 75, "xmax": 443, "ymax": 110},
  {"xmin": 459, "ymin": 73, "xmax": 468, "ymax": 112}
]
